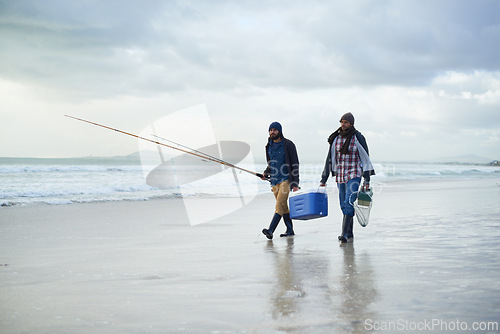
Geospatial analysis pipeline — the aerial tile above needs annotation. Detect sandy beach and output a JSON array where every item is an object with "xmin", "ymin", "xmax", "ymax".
[{"xmin": 1, "ymin": 177, "xmax": 500, "ymax": 333}]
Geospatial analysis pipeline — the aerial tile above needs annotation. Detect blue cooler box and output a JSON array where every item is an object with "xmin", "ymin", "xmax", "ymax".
[{"xmin": 289, "ymin": 190, "xmax": 328, "ymax": 220}]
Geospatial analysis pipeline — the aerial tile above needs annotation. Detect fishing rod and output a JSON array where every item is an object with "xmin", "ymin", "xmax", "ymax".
[
  {"xmin": 151, "ymin": 133, "xmax": 270, "ymax": 181},
  {"xmin": 151, "ymin": 133, "xmax": 227, "ymax": 165},
  {"xmin": 65, "ymin": 115, "xmax": 267, "ymax": 179},
  {"xmin": 151, "ymin": 133, "xmax": 271, "ymax": 182}
]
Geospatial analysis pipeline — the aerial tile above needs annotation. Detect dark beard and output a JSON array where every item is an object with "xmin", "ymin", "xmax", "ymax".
[
  {"xmin": 328, "ymin": 125, "xmax": 357, "ymax": 154},
  {"xmin": 340, "ymin": 126, "xmax": 355, "ymax": 137},
  {"xmin": 270, "ymin": 133, "xmax": 280, "ymax": 140},
  {"xmin": 339, "ymin": 129, "xmax": 350, "ymax": 137}
]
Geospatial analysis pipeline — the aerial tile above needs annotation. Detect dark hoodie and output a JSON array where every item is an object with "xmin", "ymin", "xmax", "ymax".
[{"xmin": 263, "ymin": 134, "xmax": 300, "ymax": 189}]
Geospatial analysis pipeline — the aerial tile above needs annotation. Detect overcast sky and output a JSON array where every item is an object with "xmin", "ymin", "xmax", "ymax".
[{"xmin": 1, "ymin": 0, "xmax": 499, "ymax": 162}]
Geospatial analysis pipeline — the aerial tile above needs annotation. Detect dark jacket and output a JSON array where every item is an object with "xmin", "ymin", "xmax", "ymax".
[
  {"xmin": 263, "ymin": 136, "xmax": 300, "ymax": 189},
  {"xmin": 321, "ymin": 131, "xmax": 375, "ymax": 184}
]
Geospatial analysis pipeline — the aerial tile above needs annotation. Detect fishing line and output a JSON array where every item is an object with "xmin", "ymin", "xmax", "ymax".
[
  {"xmin": 151, "ymin": 134, "xmax": 227, "ymax": 166},
  {"xmin": 65, "ymin": 115, "xmax": 267, "ymax": 179}
]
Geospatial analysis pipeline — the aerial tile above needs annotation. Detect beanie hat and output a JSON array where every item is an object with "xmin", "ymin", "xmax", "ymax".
[
  {"xmin": 340, "ymin": 112, "xmax": 355, "ymax": 125},
  {"xmin": 268, "ymin": 121, "xmax": 282, "ymax": 133}
]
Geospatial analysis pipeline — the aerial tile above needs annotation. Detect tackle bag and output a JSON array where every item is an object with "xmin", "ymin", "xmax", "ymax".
[{"xmin": 350, "ymin": 188, "xmax": 373, "ymax": 227}]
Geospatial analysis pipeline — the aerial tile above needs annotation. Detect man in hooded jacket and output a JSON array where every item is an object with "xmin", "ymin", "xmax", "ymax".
[
  {"xmin": 320, "ymin": 112, "xmax": 375, "ymax": 243},
  {"xmin": 261, "ymin": 121, "xmax": 300, "ymax": 239}
]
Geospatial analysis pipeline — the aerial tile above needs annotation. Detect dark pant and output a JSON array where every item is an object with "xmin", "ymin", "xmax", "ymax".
[{"xmin": 337, "ymin": 177, "xmax": 361, "ymax": 216}]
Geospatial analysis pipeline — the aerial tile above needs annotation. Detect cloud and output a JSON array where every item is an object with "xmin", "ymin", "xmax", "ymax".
[
  {"xmin": 0, "ymin": 0, "xmax": 499, "ymax": 160},
  {"xmin": 1, "ymin": 0, "xmax": 499, "ymax": 98}
]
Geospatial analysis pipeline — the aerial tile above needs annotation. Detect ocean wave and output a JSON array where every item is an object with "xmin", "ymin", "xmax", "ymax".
[
  {"xmin": 369, "ymin": 163, "xmax": 500, "ymax": 180},
  {"xmin": 1, "ymin": 162, "xmax": 499, "ymax": 207},
  {"xmin": 0, "ymin": 165, "xmax": 144, "ymax": 174},
  {"xmin": 0, "ymin": 183, "xmax": 158, "ymax": 199}
]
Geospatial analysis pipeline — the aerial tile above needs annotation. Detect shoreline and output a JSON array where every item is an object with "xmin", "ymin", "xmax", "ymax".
[{"xmin": 2, "ymin": 175, "xmax": 499, "ymax": 209}]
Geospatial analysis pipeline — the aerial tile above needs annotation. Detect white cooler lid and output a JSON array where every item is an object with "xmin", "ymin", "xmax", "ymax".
[{"xmin": 289, "ymin": 187, "xmax": 327, "ymax": 197}]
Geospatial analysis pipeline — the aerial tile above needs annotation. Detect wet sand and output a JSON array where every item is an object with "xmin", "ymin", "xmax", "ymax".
[{"xmin": 1, "ymin": 178, "xmax": 500, "ymax": 333}]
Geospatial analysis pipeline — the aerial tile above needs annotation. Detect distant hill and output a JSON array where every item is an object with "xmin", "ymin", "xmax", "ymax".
[{"xmin": 432, "ymin": 154, "xmax": 494, "ymax": 164}]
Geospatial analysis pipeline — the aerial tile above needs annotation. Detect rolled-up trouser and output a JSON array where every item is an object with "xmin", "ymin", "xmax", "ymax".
[{"xmin": 272, "ymin": 180, "xmax": 290, "ymax": 216}]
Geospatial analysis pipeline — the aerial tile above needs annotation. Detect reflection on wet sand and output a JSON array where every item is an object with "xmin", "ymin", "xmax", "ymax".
[
  {"xmin": 265, "ymin": 239, "xmax": 378, "ymax": 332},
  {"xmin": 266, "ymin": 238, "xmax": 306, "ymax": 319},
  {"xmin": 337, "ymin": 243, "xmax": 378, "ymax": 332}
]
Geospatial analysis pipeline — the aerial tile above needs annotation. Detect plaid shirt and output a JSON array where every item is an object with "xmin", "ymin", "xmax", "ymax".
[{"xmin": 334, "ymin": 135, "xmax": 363, "ymax": 183}]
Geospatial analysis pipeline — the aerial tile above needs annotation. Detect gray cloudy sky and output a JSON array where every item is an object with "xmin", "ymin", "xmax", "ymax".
[{"xmin": 1, "ymin": 0, "xmax": 499, "ymax": 162}]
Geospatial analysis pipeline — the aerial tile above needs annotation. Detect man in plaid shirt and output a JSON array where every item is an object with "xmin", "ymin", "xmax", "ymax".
[{"xmin": 320, "ymin": 112, "xmax": 375, "ymax": 243}]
